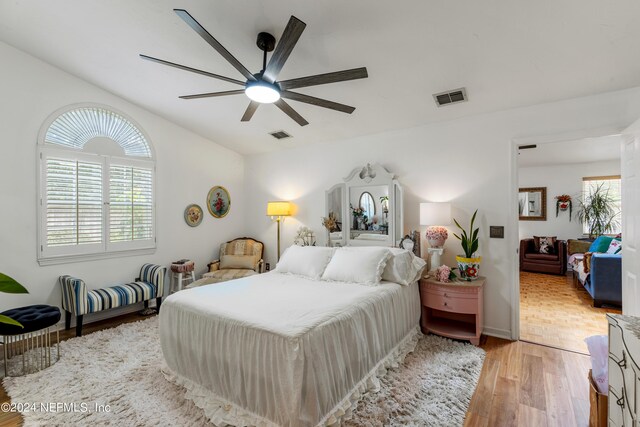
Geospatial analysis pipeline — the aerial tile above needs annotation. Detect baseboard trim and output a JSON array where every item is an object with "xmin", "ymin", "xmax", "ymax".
[{"xmin": 482, "ymin": 326, "xmax": 512, "ymax": 341}]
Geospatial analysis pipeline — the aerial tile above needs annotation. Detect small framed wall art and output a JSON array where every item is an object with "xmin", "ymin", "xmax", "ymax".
[
  {"xmin": 184, "ymin": 204, "xmax": 203, "ymax": 227},
  {"xmin": 207, "ymin": 186, "xmax": 231, "ymax": 218}
]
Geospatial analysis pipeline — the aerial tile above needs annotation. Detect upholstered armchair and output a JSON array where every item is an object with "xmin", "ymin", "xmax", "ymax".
[
  {"xmin": 520, "ymin": 238, "xmax": 567, "ymax": 275},
  {"xmin": 202, "ymin": 237, "xmax": 265, "ymax": 283}
]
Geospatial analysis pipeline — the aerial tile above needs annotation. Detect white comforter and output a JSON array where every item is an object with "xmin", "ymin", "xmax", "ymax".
[{"xmin": 159, "ymin": 272, "xmax": 420, "ymax": 427}]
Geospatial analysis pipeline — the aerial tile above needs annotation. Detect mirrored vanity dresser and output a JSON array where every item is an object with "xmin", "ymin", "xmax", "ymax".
[{"xmin": 608, "ymin": 314, "xmax": 640, "ymax": 426}]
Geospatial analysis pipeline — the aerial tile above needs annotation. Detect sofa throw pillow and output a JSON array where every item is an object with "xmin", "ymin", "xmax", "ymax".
[
  {"xmin": 606, "ymin": 239, "xmax": 622, "ymax": 254},
  {"xmin": 589, "ymin": 236, "xmax": 614, "ymax": 253},
  {"xmin": 534, "ymin": 236, "xmax": 557, "ymax": 254}
]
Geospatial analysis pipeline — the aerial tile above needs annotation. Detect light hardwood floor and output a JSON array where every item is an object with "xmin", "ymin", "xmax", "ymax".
[
  {"xmin": 1, "ymin": 312, "xmax": 593, "ymax": 427},
  {"xmin": 520, "ymin": 271, "xmax": 620, "ymax": 354}
]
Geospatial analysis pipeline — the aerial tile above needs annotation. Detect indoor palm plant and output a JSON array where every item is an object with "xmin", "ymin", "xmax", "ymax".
[
  {"xmin": 0, "ymin": 273, "xmax": 28, "ymax": 327},
  {"xmin": 577, "ymin": 183, "xmax": 620, "ymax": 239},
  {"xmin": 453, "ymin": 209, "xmax": 481, "ymax": 281}
]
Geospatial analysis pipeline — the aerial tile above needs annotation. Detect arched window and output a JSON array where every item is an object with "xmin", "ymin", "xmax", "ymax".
[{"xmin": 37, "ymin": 105, "xmax": 155, "ymax": 264}]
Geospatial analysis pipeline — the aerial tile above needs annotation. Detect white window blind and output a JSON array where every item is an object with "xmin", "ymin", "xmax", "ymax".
[
  {"xmin": 109, "ymin": 165, "xmax": 153, "ymax": 243},
  {"xmin": 45, "ymin": 158, "xmax": 103, "ymax": 247}
]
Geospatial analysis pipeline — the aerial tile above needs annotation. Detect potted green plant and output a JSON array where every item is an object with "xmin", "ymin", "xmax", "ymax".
[
  {"xmin": 453, "ymin": 209, "xmax": 481, "ymax": 281},
  {"xmin": 576, "ymin": 183, "xmax": 620, "ymax": 239},
  {"xmin": 0, "ymin": 273, "xmax": 28, "ymax": 327}
]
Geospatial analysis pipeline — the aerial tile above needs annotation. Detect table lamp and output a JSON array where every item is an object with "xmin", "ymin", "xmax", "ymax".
[
  {"xmin": 420, "ymin": 202, "xmax": 452, "ymax": 272},
  {"xmin": 267, "ymin": 201, "xmax": 292, "ymax": 261}
]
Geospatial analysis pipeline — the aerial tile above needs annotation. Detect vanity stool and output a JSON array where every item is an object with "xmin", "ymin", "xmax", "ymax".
[
  {"xmin": 0, "ymin": 304, "xmax": 61, "ymax": 376},
  {"xmin": 170, "ymin": 260, "xmax": 196, "ymax": 293}
]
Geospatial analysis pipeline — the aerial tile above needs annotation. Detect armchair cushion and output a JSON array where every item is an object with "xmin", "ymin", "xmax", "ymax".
[
  {"xmin": 220, "ymin": 254, "xmax": 258, "ymax": 270},
  {"xmin": 201, "ymin": 269, "xmax": 258, "ymax": 283}
]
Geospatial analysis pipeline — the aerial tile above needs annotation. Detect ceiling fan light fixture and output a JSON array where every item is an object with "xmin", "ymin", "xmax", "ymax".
[{"xmin": 245, "ymin": 81, "xmax": 280, "ymax": 103}]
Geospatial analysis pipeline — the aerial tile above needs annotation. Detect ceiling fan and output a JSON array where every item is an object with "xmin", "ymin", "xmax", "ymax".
[{"xmin": 140, "ymin": 9, "xmax": 368, "ymax": 126}]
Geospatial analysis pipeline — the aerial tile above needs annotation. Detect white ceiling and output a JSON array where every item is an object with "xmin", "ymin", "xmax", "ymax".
[
  {"xmin": 2, "ymin": 0, "xmax": 640, "ymax": 155},
  {"xmin": 518, "ymin": 135, "xmax": 622, "ymax": 167}
]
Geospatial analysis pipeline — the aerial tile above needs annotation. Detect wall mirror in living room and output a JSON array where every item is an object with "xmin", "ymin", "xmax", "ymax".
[
  {"xmin": 518, "ymin": 187, "xmax": 547, "ymax": 220},
  {"xmin": 516, "ymin": 134, "xmax": 623, "ymax": 354}
]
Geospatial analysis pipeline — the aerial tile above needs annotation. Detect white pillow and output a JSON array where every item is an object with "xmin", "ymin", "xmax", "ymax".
[
  {"xmin": 321, "ymin": 247, "xmax": 391, "ymax": 285},
  {"xmin": 382, "ymin": 248, "xmax": 427, "ymax": 285},
  {"xmin": 275, "ymin": 246, "xmax": 334, "ymax": 280}
]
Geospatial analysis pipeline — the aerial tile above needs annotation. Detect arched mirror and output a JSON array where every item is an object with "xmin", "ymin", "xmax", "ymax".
[
  {"xmin": 359, "ymin": 192, "xmax": 375, "ymax": 220},
  {"xmin": 324, "ymin": 163, "xmax": 403, "ymax": 247}
]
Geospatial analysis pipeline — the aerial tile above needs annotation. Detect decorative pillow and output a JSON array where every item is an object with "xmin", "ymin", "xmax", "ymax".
[
  {"xmin": 533, "ymin": 236, "xmax": 557, "ymax": 253},
  {"xmin": 606, "ymin": 239, "xmax": 622, "ymax": 254},
  {"xmin": 589, "ymin": 236, "xmax": 614, "ymax": 253},
  {"xmin": 275, "ymin": 246, "xmax": 334, "ymax": 280},
  {"xmin": 322, "ymin": 247, "xmax": 391, "ymax": 285},
  {"xmin": 535, "ymin": 236, "xmax": 556, "ymax": 255},
  {"xmin": 381, "ymin": 248, "xmax": 427, "ymax": 285},
  {"xmin": 219, "ymin": 255, "xmax": 257, "ymax": 270}
]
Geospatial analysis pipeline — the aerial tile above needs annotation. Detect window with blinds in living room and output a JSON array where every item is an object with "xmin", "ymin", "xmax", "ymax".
[
  {"xmin": 582, "ymin": 175, "xmax": 622, "ymax": 235},
  {"xmin": 38, "ymin": 105, "xmax": 155, "ymax": 264}
]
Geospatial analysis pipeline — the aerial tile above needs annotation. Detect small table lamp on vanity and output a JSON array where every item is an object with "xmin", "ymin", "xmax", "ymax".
[
  {"xmin": 267, "ymin": 201, "xmax": 292, "ymax": 261},
  {"xmin": 420, "ymin": 202, "xmax": 451, "ymax": 272}
]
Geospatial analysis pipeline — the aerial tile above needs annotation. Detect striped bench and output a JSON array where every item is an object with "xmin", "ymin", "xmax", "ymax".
[{"xmin": 59, "ymin": 264, "xmax": 166, "ymax": 336}]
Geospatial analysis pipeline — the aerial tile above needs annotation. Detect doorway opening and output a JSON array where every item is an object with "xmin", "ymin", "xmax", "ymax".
[{"xmin": 516, "ymin": 134, "xmax": 623, "ymax": 354}]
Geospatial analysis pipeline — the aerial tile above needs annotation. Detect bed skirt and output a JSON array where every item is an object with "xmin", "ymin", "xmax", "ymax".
[{"xmin": 162, "ymin": 326, "xmax": 421, "ymax": 427}]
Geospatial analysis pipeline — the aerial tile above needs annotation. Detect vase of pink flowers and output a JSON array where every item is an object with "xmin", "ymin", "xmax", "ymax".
[{"xmin": 425, "ymin": 226, "xmax": 448, "ymax": 248}]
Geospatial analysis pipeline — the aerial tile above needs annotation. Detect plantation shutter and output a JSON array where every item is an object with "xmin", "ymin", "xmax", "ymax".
[
  {"xmin": 109, "ymin": 164, "xmax": 153, "ymax": 243},
  {"xmin": 45, "ymin": 158, "xmax": 103, "ymax": 248}
]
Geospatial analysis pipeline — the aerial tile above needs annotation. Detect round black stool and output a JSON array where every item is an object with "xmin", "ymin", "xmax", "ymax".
[{"xmin": 0, "ymin": 305, "xmax": 61, "ymax": 376}]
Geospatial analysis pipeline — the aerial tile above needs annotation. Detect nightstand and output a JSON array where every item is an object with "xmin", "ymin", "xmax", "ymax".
[{"xmin": 419, "ymin": 276, "xmax": 485, "ymax": 345}]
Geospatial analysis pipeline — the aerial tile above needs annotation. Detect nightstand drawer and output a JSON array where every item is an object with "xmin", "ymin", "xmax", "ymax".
[
  {"xmin": 423, "ymin": 292, "xmax": 478, "ymax": 314},
  {"xmin": 423, "ymin": 286, "xmax": 478, "ymax": 300}
]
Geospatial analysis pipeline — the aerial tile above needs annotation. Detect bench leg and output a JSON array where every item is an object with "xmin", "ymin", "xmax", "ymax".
[
  {"xmin": 76, "ymin": 315, "xmax": 83, "ymax": 337},
  {"xmin": 156, "ymin": 297, "xmax": 162, "ymax": 312},
  {"xmin": 144, "ymin": 300, "xmax": 149, "ymax": 309},
  {"xmin": 65, "ymin": 310, "xmax": 71, "ymax": 330}
]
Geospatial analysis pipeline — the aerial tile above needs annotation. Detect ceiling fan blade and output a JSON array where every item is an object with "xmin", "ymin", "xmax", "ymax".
[
  {"xmin": 241, "ymin": 101, "xmax": 260, "ymax": 121},
  {"xmin": 174, "ymin": 9, "xmax": 256, "ymax": 82},
  {"xmin": 179, "ymin": 90, "xmax": 245, "ymax": 100},
  {"xmin": 281, "ymin": 91, "xmax": 355, "ymax": 114},
  {"xmin": 263, "ymin": 16, "xmax": 306, "ymax": 83},
  {"xmin": 274, "ymin": 99, "xmax": 308, "ymax": 126},
  {"xmin": 139, "ymin": 55, "xmax": 245, "ymax": 86},
  {"xmin": 278, "ymin": 67, "xmax": 368, "ymax": 90}
]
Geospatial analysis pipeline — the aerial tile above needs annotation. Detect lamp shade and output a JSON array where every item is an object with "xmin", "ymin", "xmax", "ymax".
[
  {"xmin": 420, "ymin": 202, "xmax": 451, "ymax": 226},
  {"xmin": 266, "ymin": 201, "xmax": 292, "ymax": 217}
]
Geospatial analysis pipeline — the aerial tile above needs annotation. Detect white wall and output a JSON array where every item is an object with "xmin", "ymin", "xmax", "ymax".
[
  {"xmin": 244, "ymin": 86, "xmax": 640, "ymax": 339},
  {"xmin": 0, "ymin": 42, "xmax": 246, "ymax": 314},
  {"xmin": 518, "ymin": 160, "xmax": 621, "ymax": 241}
]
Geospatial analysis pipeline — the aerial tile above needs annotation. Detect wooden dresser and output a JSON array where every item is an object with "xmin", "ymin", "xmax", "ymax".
[
  {"xmin": 419, "ymin": 276, "xmax": 484, "ymax": 345},
  {"xmin": 608, "ymin": 314, "xmax": 640, "ymax": 426}
]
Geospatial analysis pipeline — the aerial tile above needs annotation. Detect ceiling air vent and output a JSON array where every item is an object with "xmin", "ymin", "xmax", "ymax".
[
  {"xmin": 269, "ymin": 130, "xmax": 292, "ymax": 140},
  {"xmin": 433, "ymin": 88, "xmax": 468, "ymax": 107}
]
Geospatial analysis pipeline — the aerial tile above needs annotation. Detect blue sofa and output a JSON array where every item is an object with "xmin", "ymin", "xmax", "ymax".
[{"xmin": 577, "ymin": 253, "xmax": 622, "ymax": 308}]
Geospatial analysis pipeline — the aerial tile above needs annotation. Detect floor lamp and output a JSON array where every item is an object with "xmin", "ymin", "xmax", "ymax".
[
  {"xmin": 267, "ymin": 201, "xmax": 292, "ymax": 261},
  {"xmin": 420, "ymin": 202, "xmax": 451, "ymax": 273}
]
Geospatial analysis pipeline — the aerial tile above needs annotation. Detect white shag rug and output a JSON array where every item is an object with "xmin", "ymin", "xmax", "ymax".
[{"xmin": 2, "ymin": 317, "xmax": 485, "ymax": 427}]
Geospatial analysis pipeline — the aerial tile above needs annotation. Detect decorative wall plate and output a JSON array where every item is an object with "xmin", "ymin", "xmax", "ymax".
[
  {"xmin": 207, "ymin": 186, "xmax": 231, "ymax": 218},
  {"xmin": 184, "ymin": 204, "xmax": 203, "ymax": 227}
]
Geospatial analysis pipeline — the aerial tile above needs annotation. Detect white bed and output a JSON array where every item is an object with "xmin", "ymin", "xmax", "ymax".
[{"xmin": 159, "ymin": 271, "xmax": 421, "ymax": 427}]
